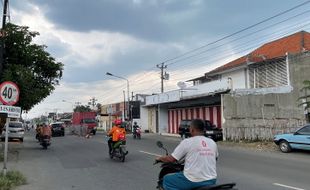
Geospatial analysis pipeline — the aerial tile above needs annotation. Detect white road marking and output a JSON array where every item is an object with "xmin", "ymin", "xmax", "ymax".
[
  {"xmin": 273, "ymin": 183, "xmax": 305, "ymax": 190},
  {"xmin": 139, "ymin": 150, "xmax": 162, "ymax": 157}
]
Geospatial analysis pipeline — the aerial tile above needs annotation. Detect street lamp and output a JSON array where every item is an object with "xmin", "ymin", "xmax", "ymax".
[{"xmin": 106, "ymin": 72, "xmax": 130, "ymax": 122}]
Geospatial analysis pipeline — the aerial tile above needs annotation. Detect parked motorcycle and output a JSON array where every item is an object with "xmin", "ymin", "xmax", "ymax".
[
  {"xmin": 109, "ymin": 137, "xmax": 128, "ymax": 162},
  {"xmin": 154, "ymin": 141, "xmax": 237, "ymax": 190},
  {"xmin": 133, "ymin": 127, "xmax": 141, "ymax": 139},
  {"xmin": 40, "ymin": 135, "xmax": 51, "ymax": 149}
]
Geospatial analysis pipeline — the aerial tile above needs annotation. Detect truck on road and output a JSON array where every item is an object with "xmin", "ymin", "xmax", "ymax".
[{"xmin": 72, "ymin": 112, "xmax": 97, "ymax": 135}]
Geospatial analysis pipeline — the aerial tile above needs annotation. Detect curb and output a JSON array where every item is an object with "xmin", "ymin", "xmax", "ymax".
[{"xmin": 159, "ymin": 133, "xmax": 180, "ymax": 138}]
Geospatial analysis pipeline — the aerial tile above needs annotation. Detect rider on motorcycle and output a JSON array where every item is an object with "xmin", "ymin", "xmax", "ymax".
[
  {"xmin": 36, "ymin": 124, "xmax": 43, "ymax": 140},
  {"xmin": 108, "ymin": 119, "xmax": 126, "ymax": 154},
  {"xmin": 40, "ymin": 123, "xmax": 52, "ymax": 141},
  {"xmin": 132, "ymin": 121, "xmax": 139, "ymax": 134},
  {"xmin": 156, "ymin": 119, "xmax": 218, "ymax": 190}
]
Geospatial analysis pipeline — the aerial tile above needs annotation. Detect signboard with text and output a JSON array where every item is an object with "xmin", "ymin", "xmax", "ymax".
[{"xmin": 0, "ymin": 105, "xmax": 21, "ymax": 118}]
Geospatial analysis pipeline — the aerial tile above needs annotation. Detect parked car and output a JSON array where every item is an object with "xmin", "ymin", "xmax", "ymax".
[
  {"xmin": 274, "ymin": 124, "xmax": 310, "ymax": 153},
  {"xmin": 1, "ymin": 121, "xmax": 24, "ymax": 142},
  {"xmin": 178, "ymin": 119, "xmax": 223, "ymax": 141},
  {"xmin": 51, "ymin": 122, "xmax": 65, "ymax": 137}
]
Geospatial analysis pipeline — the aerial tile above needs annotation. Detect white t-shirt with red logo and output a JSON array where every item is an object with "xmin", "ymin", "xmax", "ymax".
[{"xmin": 171, "ymin": 136, "xmax": 218, "ymax": 182}]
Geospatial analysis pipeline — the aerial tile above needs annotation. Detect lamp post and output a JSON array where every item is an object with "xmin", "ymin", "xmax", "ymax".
[{"xmin": 106, "ymin": 72, "xmax": 130, "ymax": 122}]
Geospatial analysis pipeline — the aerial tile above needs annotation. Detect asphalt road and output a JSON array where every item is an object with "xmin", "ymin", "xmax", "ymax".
[{"xmin": 1, "ymin": 130, "xmax": 309, "ymax": 190}]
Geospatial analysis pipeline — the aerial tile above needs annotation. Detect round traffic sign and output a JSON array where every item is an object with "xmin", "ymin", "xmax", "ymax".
[{"xmin": 0, "ymin": 81, "xmax": 20, "ymax": 106}]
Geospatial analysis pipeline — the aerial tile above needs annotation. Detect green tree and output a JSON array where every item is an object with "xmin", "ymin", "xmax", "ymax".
[
  {"xmin": 1, "ymin": 23, "xmax": 63, "ymax": 111},
  {"xmin": 74, "ymin": 105, "xmax": 92, "ymax": 112}
]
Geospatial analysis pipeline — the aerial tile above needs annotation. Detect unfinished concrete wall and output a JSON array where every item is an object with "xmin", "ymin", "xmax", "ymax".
[{"xmin": 223, "ymin": 52, "xmax": 310, "ymax": 141}]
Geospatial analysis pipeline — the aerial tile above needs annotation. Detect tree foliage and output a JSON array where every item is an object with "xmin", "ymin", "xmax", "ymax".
[
  {"xmin": 74, "ymin": 105, "xmax": 92, "ymax": 112},
  {"xmin": 1, "ymin": 23, "xmax": 63, "ymax": 110}
]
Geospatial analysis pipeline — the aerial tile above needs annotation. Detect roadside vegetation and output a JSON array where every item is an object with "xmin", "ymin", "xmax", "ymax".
[
  {"xmin": 0, "ymin": 171, "xmax": 27, "ymax": 190},
  {"xmin": 218, "ymin": 140, "xmax": 278, "ymax": 152}
]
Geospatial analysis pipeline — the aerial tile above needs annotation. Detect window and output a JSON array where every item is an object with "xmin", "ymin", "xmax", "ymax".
[
  {"xmin": 249, "ymin": 58, "xmax": 288, "ymax": 88},
  {"xmin": 296, "ymin": 125, "xmax": 310, "ymax": 135},
  {"xmin": 9, "ymin": 123, "xmax": 23, "ymax": 128},
  {"xmin": 83, "ymin": 118, "xmax": 96, "ymax": 124}
]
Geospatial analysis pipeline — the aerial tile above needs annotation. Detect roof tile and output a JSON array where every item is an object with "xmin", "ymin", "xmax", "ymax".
[{"xmin": 207, "ymin": 31, "xmax": 310, "ymax": 75}]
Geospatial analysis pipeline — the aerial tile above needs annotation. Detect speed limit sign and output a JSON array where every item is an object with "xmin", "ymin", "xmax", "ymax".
[{"xmin": 0, "ymin": 81, "xmax": 20, "ymax": 106}]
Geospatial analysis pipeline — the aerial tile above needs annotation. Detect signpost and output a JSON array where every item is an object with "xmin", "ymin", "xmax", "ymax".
[
  {"xmin": 0, "ymin": 81, "xmax": 21, "ymax": 175},
  {"xmin": 0, "ymin": 81, "xmax": 20, "ymax": 106}
]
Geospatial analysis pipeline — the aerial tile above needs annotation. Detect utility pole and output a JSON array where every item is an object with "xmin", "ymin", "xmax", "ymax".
[
  {"xmin": 88, "ymin": 97, "xmax": 98, "ymax": 110},
  {"xmin": 157, "ymin": 62, "xmax": 168, "ymax": 93},
  {"xmin": 0, "ymin": 0, "xmax": 9, "ymax": 77},
  {"xmin": 2, "ymin": 0, "xmax": 9, "ymax": 29}
]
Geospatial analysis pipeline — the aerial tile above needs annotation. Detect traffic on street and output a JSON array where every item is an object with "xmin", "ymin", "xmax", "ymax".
[
  {"xmin": 1, "ymin": 1, "xmax": 310, "ymax": 190},
  {"xmin": 2, "ymin": 128, "xmax": 308, "ymax": 190}
]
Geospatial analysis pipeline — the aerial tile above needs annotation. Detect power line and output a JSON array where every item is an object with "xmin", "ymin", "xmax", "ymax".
[
  {"xmin": 161, "ymin": 0, "xmax": 310, "ymax": 65},
  {"xmin": 166, "ymin": 10, "xmax": 310, "ymax": 67}
]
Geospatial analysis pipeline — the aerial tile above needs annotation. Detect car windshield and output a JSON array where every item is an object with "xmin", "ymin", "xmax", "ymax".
[
  {"xmin": 83, "ymin": 119, "xmax": 96, "ymax": 124},
  {"xmin": 9, "ymin": 123, "xmax": 23, "ymax": 128},
  {"xmin": 52, "ymin": 124, "xmax": 63, "ymax": 128},
  {"xmin": 296, "ymin": 125, "xmax": 310, "ymax": 135}
]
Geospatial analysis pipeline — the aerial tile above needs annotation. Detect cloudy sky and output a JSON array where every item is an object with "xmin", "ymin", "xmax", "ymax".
[{"xmin": 6, "ymin": 0, "xmax": 310, "ymax": 118}]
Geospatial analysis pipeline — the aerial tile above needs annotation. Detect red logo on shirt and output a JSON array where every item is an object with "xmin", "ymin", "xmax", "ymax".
[{"xmin": 202, "ymin": 140, "xmax": 207, "ymax": 147}]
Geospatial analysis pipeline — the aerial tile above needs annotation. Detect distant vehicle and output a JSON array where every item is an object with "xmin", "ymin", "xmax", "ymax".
[
  {"xmin": 50, "ymin": 122, "xmax": 65, "ymax": 137},
  {"xmin": 72, "ymin": 112, "xmax": 97, "ymax": 135},
  {"xmin": 274, "ymin": 124, "xmax": 310, "ymax": 153},
  {"xmin": 178, "ymin": 119, "xmax": 223, "ymax": 141},
  {"xmin": 1, "ymin": 121, "xmax": 25, "ymax": 142}
]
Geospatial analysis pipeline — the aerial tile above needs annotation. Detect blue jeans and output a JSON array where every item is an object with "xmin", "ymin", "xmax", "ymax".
[{"xmin": 163, "ymin": 172, "xmax": 216, "ymax": 190}]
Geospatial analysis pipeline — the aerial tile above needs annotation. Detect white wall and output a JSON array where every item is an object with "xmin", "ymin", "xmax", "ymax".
[{"xmin": 221, "ymin": 69, "xmax": 247, "ymax": 90}]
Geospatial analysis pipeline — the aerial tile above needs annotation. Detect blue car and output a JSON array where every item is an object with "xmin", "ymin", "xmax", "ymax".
[{"xmin": 274, "ymin": 124, "xmax": 310, "ymax": 153}]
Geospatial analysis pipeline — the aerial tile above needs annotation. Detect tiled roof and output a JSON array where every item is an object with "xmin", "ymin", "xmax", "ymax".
[{"xmin": 206, "ymin": 31, "xmax": 310, "ymax": 75}]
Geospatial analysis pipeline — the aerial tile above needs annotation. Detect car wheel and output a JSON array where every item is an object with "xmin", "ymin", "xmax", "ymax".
[
  {"xmin": 279, "ymin": 140, "xmax": 291, "ymax": 153},
  {"xmin": 20, "ymin": 138, "xmax": 24, "ymax": 142}
]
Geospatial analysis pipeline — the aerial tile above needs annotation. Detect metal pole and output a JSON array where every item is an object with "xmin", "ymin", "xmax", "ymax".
[
  {"xmin": 123, "ymin": 90, "xmax": 126, "ymax": 121},
  {"xmin": 3, "ymin": 117, "xmax": 10, "ymax": 175},
  {"xmin": 126, "ymin": 80, "xmax": 130, "ymax": 129},
  {"xmin": 0, "ymin": 0, "xmax": 9, "ymax": 76},
  {"xmin": 157, "ymin": 63, "xmax": 167, "ymax": 93}
]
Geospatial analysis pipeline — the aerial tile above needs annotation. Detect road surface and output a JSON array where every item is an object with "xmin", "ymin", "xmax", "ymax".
[{"xmin": 1, "ymin": 131, "xmax": 309, "ymax": 190}]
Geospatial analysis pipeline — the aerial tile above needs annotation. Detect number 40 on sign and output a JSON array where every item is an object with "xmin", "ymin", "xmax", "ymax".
[{"xmin": 0, "ymin": 81, "xmax": 20, "ymax": 106}]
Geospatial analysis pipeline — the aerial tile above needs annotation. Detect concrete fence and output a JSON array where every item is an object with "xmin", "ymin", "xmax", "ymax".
[{"xmin": 223, "ymin": 125, "xmax": 301, "ymax": 141}]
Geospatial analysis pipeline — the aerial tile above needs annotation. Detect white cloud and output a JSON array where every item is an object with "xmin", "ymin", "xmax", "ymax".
[{"xmin": 13, "ymin": 1, "xmax": 244, "ymax": 119}]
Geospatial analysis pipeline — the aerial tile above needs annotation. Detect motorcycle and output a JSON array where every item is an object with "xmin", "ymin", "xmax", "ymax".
[
  {"xmin": 40, "ymin": 135, "xmax": 51, "ymax": 149},
  {"xmin": 109, "ymin": 135, "xmax": 128, "ymax": 162},
  {"xmin": 154, "ymin": 141, "xmax": 237, "ymax": 190},
  {"xmin": 133, "ymin": 127, "xmax": 141, "ymax": 139}
]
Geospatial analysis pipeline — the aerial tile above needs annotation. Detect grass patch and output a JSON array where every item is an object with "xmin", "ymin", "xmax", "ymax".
[{"xmin": 0, "ymin": 170, "xmax": 27, "ymax": 190}]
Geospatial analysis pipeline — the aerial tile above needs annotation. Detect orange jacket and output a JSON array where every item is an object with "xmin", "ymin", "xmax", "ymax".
[
  {"xmin": 40, "ymin": 126, "xmax": 52, "ymax": 137},
  {"xmin": 108, "ymin": 126, "xmax": 126, "ymax": 141}
]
